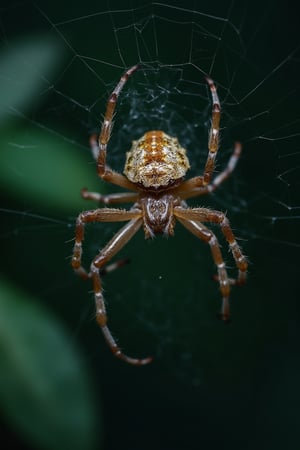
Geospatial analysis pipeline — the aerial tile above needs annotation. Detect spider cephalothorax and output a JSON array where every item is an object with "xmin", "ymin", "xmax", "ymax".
[
  {"xmin": 124, "ymin": 130, "xmax": 190, "ymax": 188},
  {"xmin": 72, "ymin": 64, "xmax": 248, "ymax": 366}
]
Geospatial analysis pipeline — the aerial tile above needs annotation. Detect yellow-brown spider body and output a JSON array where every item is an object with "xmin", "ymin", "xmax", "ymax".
[
  {"xmin": 72, "ymin": 64, "xmax": 248, "ymax": 366},
  {"xmin": 139, "ymin": 193, "xmax": 178, "ymax": 238},
  {"xmin": 124, "ymin": 130, "xmax": 190, "ymax": 188}
]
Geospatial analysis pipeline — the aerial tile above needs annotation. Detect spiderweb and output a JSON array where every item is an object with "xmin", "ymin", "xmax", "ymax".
[{"xmin": 1, "ymin": 0, "xmax": 299, "ymax": 380}]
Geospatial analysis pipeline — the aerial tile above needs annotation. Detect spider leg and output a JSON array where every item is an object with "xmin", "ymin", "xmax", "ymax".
[
  {"xmin": 72, "ymin": 208, "xmax": 152, "ymax": 365},
  {"xmin": 78, "ymin": 192, "xmax": 138, "ymax": 274},
  {"xmin": 176, "ymin": 217, "xmax": 231, "ymax": 321},
  {"xmin": 72, "ymin": 207, "xmax": 142, "ymax": 279},
  {"xmin": 89, "ymin": 134, "xmax": 136, "ymax": 191},
  {"xmin": 100, "ymin": 258, "xmax": 130, "ymax": 276},
  {"xmin": 208, "ymin": 142, "xmax": 242, "ymax": 193},
  {"xmin": 90, "ymin": 218, "xmax": 153, "ymax": 365},
  {"xmin": 203, "ymin": 77, "xmax": 221, "ymax": 185},
  {"xmin": 174, "ymin": 206, "xmax": 248, "ymax": 286},
  {"xmin": 95, "ymin": 65, "xmax": 140, "ymax": 191},
  {"xmin": 81, "ymin": 187, "xmax": 138, "ymax": 205},
  {"xmin": 173, "ymin": 141, "xmax": 242, "ymax": 200}
]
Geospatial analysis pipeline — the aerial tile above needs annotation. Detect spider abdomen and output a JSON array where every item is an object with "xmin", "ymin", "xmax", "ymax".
[{"xmin": 124, "ymin": 130, "xmax": 190, "ymax": 189}]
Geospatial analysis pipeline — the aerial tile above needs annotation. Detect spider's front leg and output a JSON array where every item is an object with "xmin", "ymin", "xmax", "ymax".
[
  {"xmin": 175, "ymin": 206, "xmax": 248, "ymax": 286},
  {"xmin": 175, "ymin": 206, "xmax": 248, "ymax": 320},
  {"xmin": 72, "ymin": 207, "xmax": 142, "ymax": 279},
  {"xmin": 72, "ymin": 208, "xmax": 152, "ymax": 365},
  {"xmin": 90, "ymin": 218, "xmax": 153, "ymax": 365},
  {"xmin": 79, "ymin": 189, "xmax": 140, "ymax": 275},
  {"xmin": 175, "ymin": 217, "xmax": 232, "ymax": 321}
]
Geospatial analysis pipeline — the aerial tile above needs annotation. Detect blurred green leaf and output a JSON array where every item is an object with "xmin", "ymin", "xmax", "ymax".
[
  {"xmin": 0, "ymin": 124, "xmax": 103, "ymax": 213},
  {"xmin": 0, "ymin": 279, "xmax": 100, "ymax": 450},
  {"xmin": 0, "ymin": 35, "xmax": 62, "ymax": 123}
]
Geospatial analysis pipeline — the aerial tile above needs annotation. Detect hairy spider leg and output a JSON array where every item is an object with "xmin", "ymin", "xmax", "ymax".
[
  {"xmin": 174, "ymin": 206, "xmax": 247, "ymax": 287},
  {"xmin": 175, "ymin": 207, "xmax": 247, "ymax": 320},
  {"xmin": 72, "ymin": 207, "xmax": 141, "ymax": 278},
  {"xmin": 90, "ymin": 218, "xmax": 153, "ymax": 365},
  {"xmin": 171, "ymin": 76, "xmax": 231, "ymax": 198},
  {"xmin": 96, "ymin": 65, "xmax": 140, "ymax": 191},
  {"xmin": 175, "ymin": 217, "xmax": 232, "ymax": 320},
  {"xmin": 203, "ymin": 77, "xmax": 221, "ymax": 185},
  {"xmin": 174, "ymin": 141, "xmax": 242, "ymax": 200},
  {"xmin": 72, "ymin": 208, "xmax": 152, "ymax": 365},
  {"xmin": 81, "ymin": 185, "xmax": 138, "ymax": 205}
]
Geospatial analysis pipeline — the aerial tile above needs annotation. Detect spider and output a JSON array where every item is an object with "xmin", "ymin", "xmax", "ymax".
[{"xmin": 72, "ymin": 64, "xmax": 248, "ymax": 366}]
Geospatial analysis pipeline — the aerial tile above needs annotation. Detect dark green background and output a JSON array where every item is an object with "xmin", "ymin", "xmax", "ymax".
[{"xmin": 0, "ymin": 1, "xmax": 299, "ymax": 449}]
